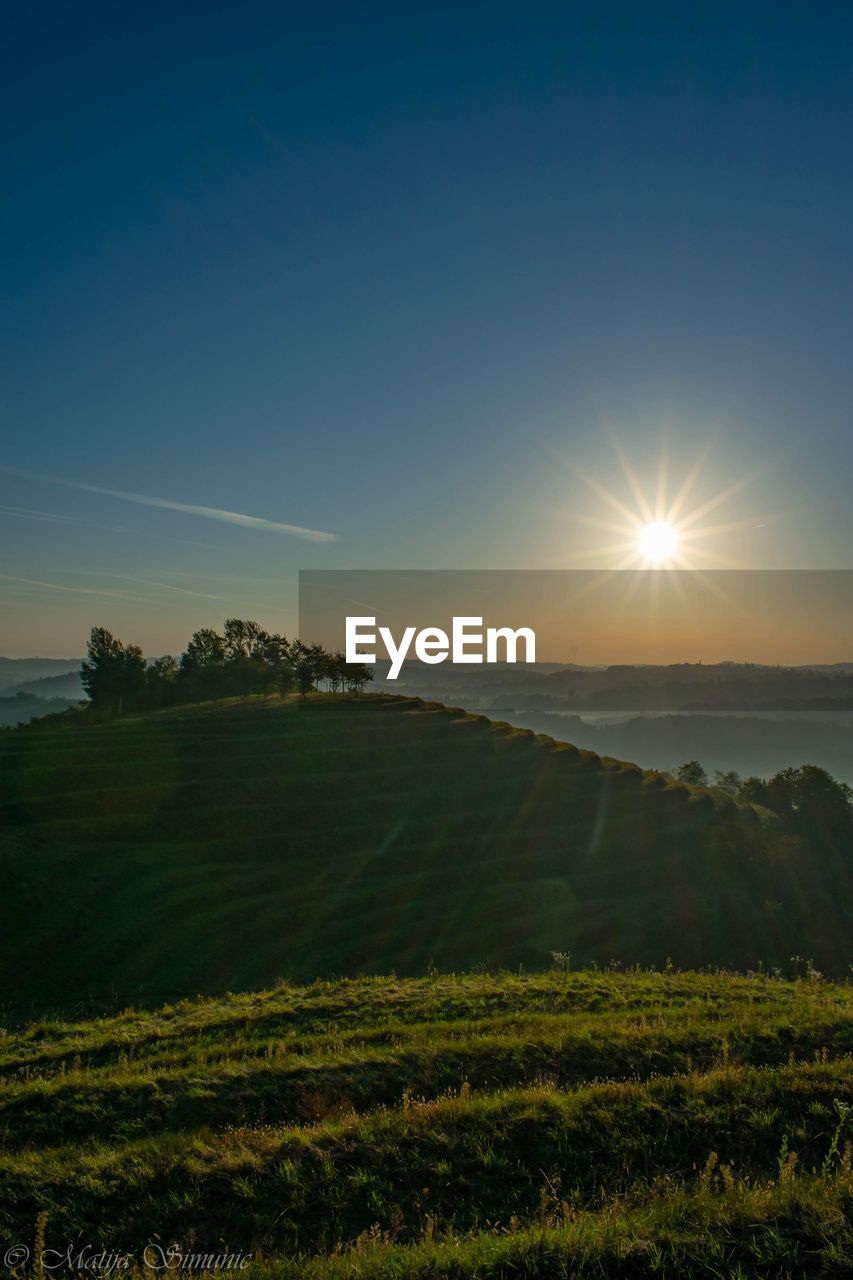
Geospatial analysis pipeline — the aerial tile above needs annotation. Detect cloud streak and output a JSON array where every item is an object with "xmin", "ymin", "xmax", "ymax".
[
  {"xmin": 0, "ymin": 503, "xmax": 75, "ymax": 525},
  {"xmin": 0, "ymin": 467, "xmax": 337, "ymax": 542},
  {"xmin": 0, "ymin": 501, "xmax": 218, "ymax": 550},
  {"xmin": 0, "ymin": 572, "xmax": 152, "ymax": 603},
  {"xmin": 79, "ymin": 571, "xmax": 224, "ymax": 601}
]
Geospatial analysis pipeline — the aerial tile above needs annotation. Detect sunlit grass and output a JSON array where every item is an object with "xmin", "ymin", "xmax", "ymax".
[{"xmin": 1, "ymin": 970, "xmax": 851, "ymax": 1275}]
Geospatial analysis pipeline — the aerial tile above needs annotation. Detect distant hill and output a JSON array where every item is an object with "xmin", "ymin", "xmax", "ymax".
[
  {"xmin": 384, "ymin": 660, "xmax": 853, "ymax": 712},
  {"xmin": 1, "ymin": 694, "xmax": 850, "ymax": 1017},
  {"xmin": 7, "ymin": 669, "xmax": 85, "ymax": 699},
  {"xmin": 0, "ymin": 691, "xmax": 78, "ymax": 727},
  {"xmin": 0, "ymin": 656, "xmax": 80, "ymax": 693},
  {"xmin": 474, "ymin": 709, "xmax": 853, "ymax": 785}
]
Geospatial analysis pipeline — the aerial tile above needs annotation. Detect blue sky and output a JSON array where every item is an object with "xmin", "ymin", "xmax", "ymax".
[{"xmin": 2, "ymin": 3, "xmax": 853, "ymax": 655}]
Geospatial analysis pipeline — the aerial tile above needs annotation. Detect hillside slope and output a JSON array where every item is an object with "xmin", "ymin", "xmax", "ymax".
[
  {"xmin": 0, "ymin": 694, "xmax": 850, "ymax": 1016},
  {"xmin": 1, "ymin": 971, "xmax": 851, "ymax": 1276},
  {"xmin": 7, "ymin": 669, "xmax": 85, "ymax": 699}
]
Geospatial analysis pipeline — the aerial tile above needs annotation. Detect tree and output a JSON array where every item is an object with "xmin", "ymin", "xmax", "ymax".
[
  {"xmin": 258, "ymin": 632, "xmax": 294, "ymax": 695},
  {"xmin": 81, "ymin": 620, "xmax": 369, "ymax": 713},
  {"xmin": 322, "ymin": 650, "xmax": 344, "ymax": 693},
  {"xmin": 344, "ymin": 661, "xmax": 373, "ymax": 695},
  {"xmin": 146, "ymin": 654, "xmax": 179, "ymax": 707},
  {"xmin": 220, "ymin": 619, "xmax": 298, "ymax": 696},
  {"xmin": 713, "ymin": 769, "xmax": 743, "ymax": 798},
  {"xmin": 181, "ymin": 628, "xmax": 227, "ymax": 670},
  {"xmin": 290, "ymin": 641, "xmax": 326, "ymax": 697},
  {"xmin": 179, "ymin": 628, "xmax": 227, "ymax": 700},
  {"xmin": 766, "ymin": 764, "xmax": 853, "ymax": 836},
  {"xmin": 674, "ymin": 760, "xmax": 708, "ymax": 787},
  {"xmin": 80, "ymin": 627, "xmax": 146, "ymax": 713},
  {"xmin": 223, "ymin": 618, "xmax": 264, "ymax": 662},
  {"xmin": 152, "ymin": 654, "xmax": 179, "ymax": 680},
  {"xmin": 738, "ymin": 776, "xmax": 770, "ymax": 807}
]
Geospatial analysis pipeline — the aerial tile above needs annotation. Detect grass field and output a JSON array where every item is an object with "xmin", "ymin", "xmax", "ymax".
[
  {"xmin": 1, "ymin": 970, "xmax": 851, "ymax": 1276},
  {"xmin": 2, "ymin": 694, "xmax": 851, "ymax": 1020},
  {"xmin": 2, "ymin": 696, "xmax": 851, "ymax": 1274}
]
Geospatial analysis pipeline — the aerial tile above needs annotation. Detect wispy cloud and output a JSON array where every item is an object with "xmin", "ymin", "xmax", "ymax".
[
  {"xmin": 0, "ymin": 467, "xmax": 337, "ymax": 542},
  {"xmin": 0, "ymin": 500, "xmax": 216, "ymax": 549},
  {"xmin": 0, "ymin": 572, "xmax": 152, "ymax": 603},
  {"xmin": 78, "ymin": 571, "xmax": 224, "ymax": 601},
  {"xmin": 0, "ymin": 503, "xmax": 75, "ymax": 524},
  {"xmin": 0, "ymin": 570, "xmax": 224, "ymax": 604}
]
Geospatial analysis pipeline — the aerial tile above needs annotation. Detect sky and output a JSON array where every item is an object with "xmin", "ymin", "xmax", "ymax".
[
  {"xmin": 2, "ymin": 2, "xmax": 853, "ymax": 657},
  {"xmin": 301, "ymin": 571, "xmax": 853, "ymax": 666}
]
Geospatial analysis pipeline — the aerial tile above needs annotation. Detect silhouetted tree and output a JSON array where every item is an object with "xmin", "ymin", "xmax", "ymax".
[
  {"xmin": 344, "ymin": 661, "xmax": 373, "ymax": 694},
  {"xmin": 675, "ymin": 760, "xmax": 708, "ymax": 787},
  {"xmin": 81, "ymin": 618, "xmax": 369, "ymax": 713},
  {"xmin": 258, "ymin": 632, "xmax": 295, "ymax": 694},
  {"xmin": 765, "ymin": 764, "xmax": 852, "ymax": 835},
  {"xmin": 738, "ymin": 776, "xmax": 770, "ymax": 807},
  {"xmin": 713, "ymin": 769, "xmax": 743, "ymax": 797},
  {"xmin": 179, "ymin": 628, "xmax": 227, "ymax": 700},
  {"xmin": 223, "ymin": 618, "xmax": 264, "ymax": 661},
  {"xmin": 290, "ymin": 640, "xmax": 324, "ymax": 697},
  {"xmin": 81, "ymin": 627, "xmax": 146, "ymax": 713},
  {"xmin": 146, "ymin": 654, "xmax": 179, "ymax": 707}
]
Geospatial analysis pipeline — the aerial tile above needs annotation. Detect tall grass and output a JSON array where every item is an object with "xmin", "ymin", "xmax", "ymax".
[{"xmin": 1, "ymin": 970, "xmax": 851, "ymax": 1276}]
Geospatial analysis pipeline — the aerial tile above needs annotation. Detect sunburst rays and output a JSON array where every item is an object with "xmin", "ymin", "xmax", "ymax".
[{"xmin": 565, "ymin": 446, "xmax": 767, "ymax": 569}]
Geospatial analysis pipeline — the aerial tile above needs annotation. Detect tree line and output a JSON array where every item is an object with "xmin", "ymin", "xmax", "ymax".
[
  {"xmin": 80, "ymin": 620, "xmax": 373, "ymax": 713},
  {"xmin": 674, "ymin": 758, "xmax": 853, "ymax": 840}
]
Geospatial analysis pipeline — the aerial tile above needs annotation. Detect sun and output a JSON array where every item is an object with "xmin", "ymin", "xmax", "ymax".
[
  {"xmin": 637, "ymin": 520, "xmax": 679, "ymax": 564},
  {"xmin": 561, "ymin": 442, "xmax": 764, "ymax": 569}
]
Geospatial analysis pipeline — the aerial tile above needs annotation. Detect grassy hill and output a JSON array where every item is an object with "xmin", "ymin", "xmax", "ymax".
[
  {"xmin": 1, "ymin": 693, "xmax": 851, "ymax": 1019},
  {"xmin": 1, "ymin": 970, "xmax": 851, "ymax": 1276}
]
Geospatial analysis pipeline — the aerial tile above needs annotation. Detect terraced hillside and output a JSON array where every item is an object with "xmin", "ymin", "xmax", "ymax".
[
  {"xmin": 1, "ymin": 694, "xmax": 852, "ymax": 1018},
  {"xmin": 1, "ymin": 971, "xmax": 851, "ymax": 1277}
]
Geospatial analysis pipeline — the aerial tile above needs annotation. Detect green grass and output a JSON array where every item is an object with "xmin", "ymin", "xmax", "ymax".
[
  {"xmin": 241, "ymin": 1180, "xmax": 853, "ymax": 1278},
  {"xmin": 1, "ymin": 694, "xmax": 850, "ymax": 1017},
  {"xmin": 2, "ymin": 695, "xmax": 851, "ymax": 1273},
  {"xmin": 1, "ymin": 971, "xmax": 851, "ymax": 1276},
  {"xmin": 1, "ymin": 972, "xmax": 852, "ymax": 1150}
]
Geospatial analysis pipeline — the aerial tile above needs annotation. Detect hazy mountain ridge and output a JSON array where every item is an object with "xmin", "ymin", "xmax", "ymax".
[
  {"xmin": 383, "ymin": 660, "xmax": 853, "ymax": 710},
  {"xmin": 0, "ymin": 691, "xmax": 78, "ymax": 728},
  {"xmin": 377, "ymin": 663, "xmax": 853, "ymax": 780},
  {"xmin": 5, "ymin": 670, "xmax": 85, "ymax": 699},
  {"xmin": 0, "ymin": 656, "xmax": 81, "ymax": 693},
  {"xmin": 0, "ymin": 661, "xmax": 84, "ymax": 726},
  {"xmin": 475, "ymin": 708, "xmax": 853, "ymax": 785}
]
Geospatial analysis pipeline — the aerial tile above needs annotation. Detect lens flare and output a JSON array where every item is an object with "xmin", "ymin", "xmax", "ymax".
[{"xmin": 558, "ymin": 443, "xmax": 767, "ymax": 570}]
